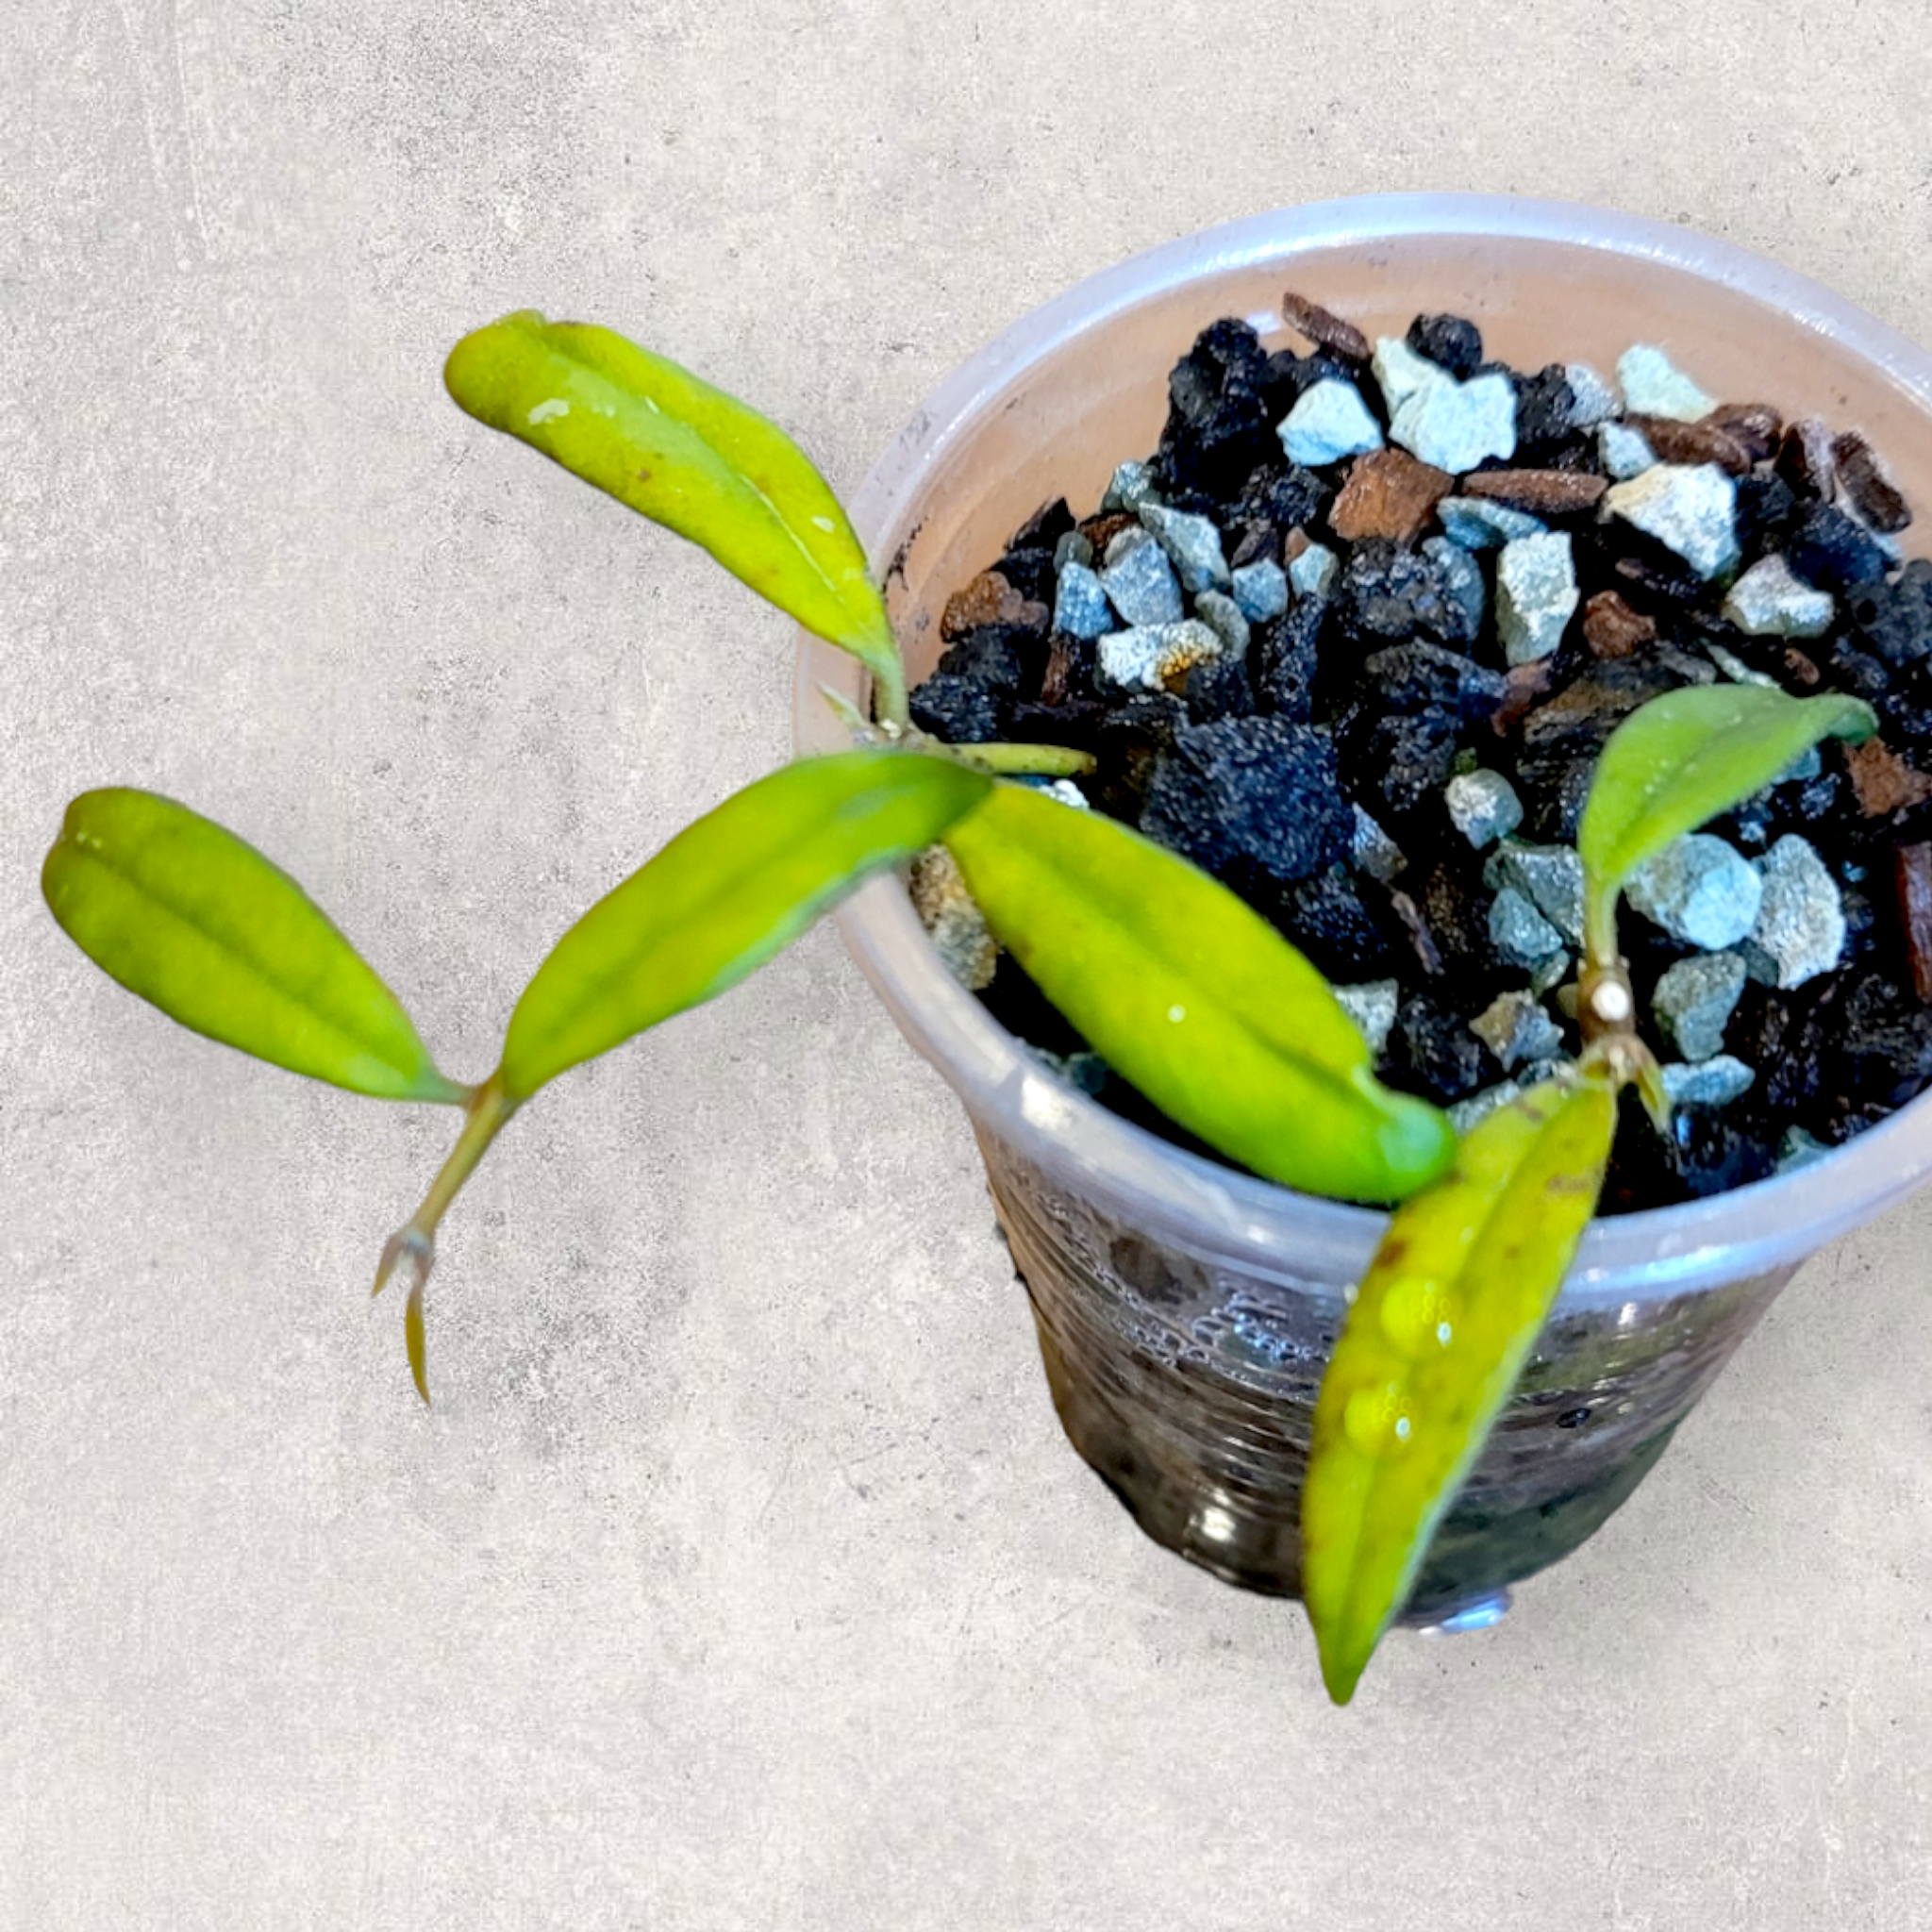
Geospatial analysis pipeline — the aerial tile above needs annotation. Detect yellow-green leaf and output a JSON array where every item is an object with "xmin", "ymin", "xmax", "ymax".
[
  {"xmin": 1302, "ymin": 1075, "xmax": 1616, "ymax": 1705},
  {"xmin": 42, "ymin": 789, "xmax": 460, "ymax": 1103},
  {"xmin": 1577, "ymin": 685, "xmax": 1875, "ymax": 957},
  {"xmin": 444, "ymin": 311, "xmax": 903, "ymax": 714},
  {"xmin": 500, "ymin": 751, "xmax": 989, "ymax": 1100},
  {"xmin": 943, "ymin": 784, "xmax": 1456, "ymax": 1203}
]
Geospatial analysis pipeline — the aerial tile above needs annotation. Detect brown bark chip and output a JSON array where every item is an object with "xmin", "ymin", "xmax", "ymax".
[
  {"xmin": 1894, "ymin": 842, "xmax": 1932, "ymax": 1003},
  {"xmin": 1833, "ymin": 431, "xmax": 1912, "ymax": 534},
  {"xmin": 1847, "ymin": 738, "xmax": 1932, "ymax": 817},
  {"xmin": 941, "ymin": 570, "xmax": 1049, "ymax": 640},
  {"xmin": 1623, "ymin": 413, "xmax": 1753, "ymax": 475},
  {"xmin": 1278, "ymin": 290, "xmax": 1372, "ymax": 364},
  {"xmin": 1582, "ymin": 591, "xmax": 1658, "ymax": 660},
  {"xmin": 1701, "ymin": 402, "xmax": 1783, "ymax": 464},
  {"xmin": 1783, "ymin": 647, "xmax": 1823, "ymax": 688},
  {"xmin": 1079, "ymin": 512, "xmax": 1141, "ymax": 554},
  {"xmin": 1776, "ymin": 417, "xmax": 1838, "ymax": 499},
  {"xmin": 1325, "ymin": 449, "xmax": 1455, "ymax": 543},
  {"xmin": 1458, "ymin": 468, "xmax": 1609, "ymax": 515}
]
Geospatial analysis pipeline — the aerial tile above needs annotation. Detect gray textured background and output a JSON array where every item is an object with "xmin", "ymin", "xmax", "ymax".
[{"xmin": 6, "ymin": 3, "xmax": 1930, "ymax": 1926}]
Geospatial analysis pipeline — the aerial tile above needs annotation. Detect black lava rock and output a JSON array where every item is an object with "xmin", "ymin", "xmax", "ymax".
[
  {"xmin": 1357, "ymin": 641, "xmax": 1509, "ymax": 723},
  {"xmin": 1237, "ymin": 462, "xmax": 1333, "ymax": 532},
  {"xmin": 1266, "ymin": 348, "xmax": 1360, "ymax": 408},
  {"xmin": 1880, "ymin": 660, "xmax": 1932, "ymax": 757},
  {"xmin": 1181, "ymin": 652, "xmax": 1256, "ymax": 723},
  {"xmin": 1008, "ymin": 496, "xmax": 1075, "ymax": 552},
  {"xmin": 993, "ymin": 546, "xmax": 1058, "ymax": 606},
  {"xmin": 1846, "ymin": 558, "xmax": 1932, "ymax": 666},
  {"xmin": 1513, "ymin": 364, "xmax": 1576, "ymax": 453},
  {"xmin": 1086, "ymin": 692, "xmax": 1190, "ymax": 821},
  {"xmin": 1785, "ymin": 502, "xmax": 1891, "ymax": 593},
  {"xmin": 1734, "ymin": 472, "xmax": 1798, "ymax": 558},
  {"xmin": 1837, "ymin": 973, "xmax": 1932, "ymax": 1109},
  {"xmin": 1406, "ymin": 313, "xmax": 1483, "ymax": 380},
  {"xmin": 1670, "ymin": 1105, "xmax": 1776, "ymax": 1199},
  {"xmin": 1341, "ymin": 706, "xmax": 1466, "ymax": 822},
  {"xmin": 1383, "ymin": 994, "xmax": 1492, "ymax": 1104},
  {"xmin": 1334, "ymin": 540, "xmax": 1481, "ymax": 651},
  {"xmin": 1157, "ymin": 319, "xmax": 1277, "ymax": 498},
  {"xmin": 1255, "ymin": 598, "xmax": 1326, "ymax": 723},
  {"xmin": 908, "ymin": 674, "xmax": 1003, "ymax": 743},
  {"xmin": 937, "ymin": 625, "xmax": 1033, "ymax": 698},
  {"xmin": 1140, "ymin": 717, "xmax": 1354, "ymax": 888},
  {"xmin": 1271, "ymin": 863, "xmax": 1395, "ymax": 980},
  {"xmin": 1511, "ymin": 751, "xmax": 1598, "ymax": 842}
]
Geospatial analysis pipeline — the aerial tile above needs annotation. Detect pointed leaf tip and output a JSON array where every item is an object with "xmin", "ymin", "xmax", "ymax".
[
  {"xmin": 943, "ymin": 784, "xmax": 1456, "ymax": 1204},
  {"xmin": 443, "ymin": 311, "xmax": 903, "ymax": 712},
  {"xmin": 1302, "ymin": 1076, "xmax": 1616, "ymax": 1700},
  {"xmin": 42, "ymin": 789, "xmax": 458, "ymax": 1103},
  {"xmin": 404, "ymin": 1278, "xmax": 430, "ymax": 1406},
  {"xmin": 500, "ymin": 751, "xmax": 991, "ymax": 1100}
]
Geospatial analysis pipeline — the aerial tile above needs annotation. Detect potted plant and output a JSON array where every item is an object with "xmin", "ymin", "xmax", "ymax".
[{"xmin": 41, "ymin": 197, "xmax": 1932, "ymax": 1703}]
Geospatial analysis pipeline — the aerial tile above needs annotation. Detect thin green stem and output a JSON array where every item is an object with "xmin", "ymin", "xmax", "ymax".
[
  {"xmin": 949, "ymin": 741, "xmax": 1098, "ymax": 779},
  {"xmin": 870, "ymin": 653, "xmax": 909, "ymax": 733},
  {"xmin": 372, "ymin": 1068, "xmax": 521, "ymax": 1404}
]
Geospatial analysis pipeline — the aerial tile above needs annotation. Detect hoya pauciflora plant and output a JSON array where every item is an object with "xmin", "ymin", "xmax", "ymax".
[{"xmin": 40, "ymin": 309, "xmax": 1873, "ymax": 1703}]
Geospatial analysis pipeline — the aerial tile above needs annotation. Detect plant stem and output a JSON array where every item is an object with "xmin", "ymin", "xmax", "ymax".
[
  {"xmin": 949, "ymin": 741, "xmax": 1098, "ymax": 778},
  {"xmin": 871, "ymin": 654, "xmax": 909, "ymax": 733}
]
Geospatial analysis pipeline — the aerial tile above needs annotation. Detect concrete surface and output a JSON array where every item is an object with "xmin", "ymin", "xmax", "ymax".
[{"xmin": 5, "ymin": 3, "xmax": 1929, "ymax": 1925}]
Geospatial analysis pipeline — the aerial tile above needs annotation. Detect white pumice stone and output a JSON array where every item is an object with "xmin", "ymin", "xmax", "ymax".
[
  {"xmin": 1139, "ymin": 503, "xmax": 1230, "ymax": 593},
  {"xmin": 1445, "ymin": 769, "xmax": 1524, "ymax": 847},
  {"xmin": 1333, "ymin": 979, "xmax": 1401, "ymax": 1057},
  {"xmin": 1278, "ymin": 380, "xmax": 1385, "ymax": 466},
  {"xmin": 1436, "ymin": 496, "xmax": 1546, "ymax": 549},
  {"xmin": 1095, "ymin": 619, "xmax": 1224, "ymax": 692},
  {"xmin": 1230, "ymin": 559, "xmax": 1289, "ymax": 623},
  {"xmin": 1495, "ymin": 531, "xmax": 1580, "ymax": 664},
  {"xmin": 1661, "ymin": 1056, "xmax": 1757, "ymax": 1108},
  {"xmin": 1099, "ymin": 536, "xmax": 1185, "ymax": 626},
  {"xmin": 1626, "ymin": 834, "xmax": 1763, "ymax": 949},
  {"xmin": 1598, "ymin": 420, "xmax": 1658, "ymax": 481},
  {"xmin": 1391, "ymin": 371, "xmax": 1518, "ymax": 474},
  {"xmin": 1102, "ymin": 459, "xmax": 1160, "ymax": 512},
  {"xmin": 910, "ymin": 845, "xmax": 998, "ymax": 991},
  {"xmin": 1052, "ymin": 560, "xmax": 1115, "ymax": 638},
  {"xmin": 1350, "ymin": 806, "xmax": 1407, "ymax": 882},
  {"xmin": 1288, "ymin": 541, "xmax": 1340, "ymax": 599},
  {"xmin": 1652, "ymin": 952, "xmax": 1748, "ymax": 1061},
  {"xmin": 1602, "ymin": 462, "xmax": 1740, "ymax": 580},
  {"xmin": 1616, "ymin": 343, "xmax": 1719, "ymax": 422},
  {"xmin": 1564, "ymin": 362, "xmax": 1622, "ymax": 428},
  {"xmin": 1722, "ymin": 554, "xmax": 1837, "ymax": 639},
  {"xmin": 1191, "ymin": 591, "xmax": 1250, "ymax": 655},
  {"xmin": 1748, "ymin": 835, "xmax": 1846, "ymax": 988},
  {"xmin": 1491, "ymin": 885, "xmax": 1567, "ymax": 968}
]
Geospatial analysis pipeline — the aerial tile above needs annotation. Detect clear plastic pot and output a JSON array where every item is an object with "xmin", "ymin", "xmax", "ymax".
[{"xmin": 791, "ymin": 195, "xmax": 1932, "ymax": 1623}]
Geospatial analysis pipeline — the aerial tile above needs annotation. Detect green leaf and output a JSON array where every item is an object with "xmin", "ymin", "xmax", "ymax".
[
  {"xmin": 500, "ymin": 750, "xmax": 990, "ymax": 1100},
  {"xmin": 1301, "ymin": 1075, "xmax": 1616, "ymax": 1704},
  {"xmin": 444, "ymin": 311, "xmax": 904, "ymax": 716},
  {"xmin": 942, "ymin": 784, "xmax": 1457, "ymax": 1203},
  {"xmin": 42, "ymin": 789, "xmax": 461, "ymax": 1104},
  {"xmin": 1577, "ymin": 685, "xmax": 1875, "ymax": 958}
]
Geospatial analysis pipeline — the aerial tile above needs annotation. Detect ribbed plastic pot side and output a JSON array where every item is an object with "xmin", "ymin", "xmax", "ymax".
[{"xmin": 792, "ymin": 197, "xmax": 1932, "ymax": 1618}]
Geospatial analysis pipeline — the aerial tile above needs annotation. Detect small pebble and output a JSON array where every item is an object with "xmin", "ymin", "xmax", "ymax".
[
  {"xmin": 1039, "ymin": 778, "xmax": 1090, "ymax": 809},
  {"xmin": 1627, "ymin": 833, "xmax": 1763, "ymax": 949},
  {"xmin": 911, "ymin": 845, "xmax": 998, "ymax": 991},
  {"xmin": 1472, "ymin": 989, "xmax": 1565, "ymax": 1070},
  {"xmin": 1564, "ymin": 362, "xmax": 1621, "ymax": 428},
  {"xmin": 1192, "ymin": 591, "xmax": 1250, "ymax": 656},
  {"xmin": 1459, "ymin": 469, "xmax": 1608, "ymax": 516},
  {"xmin": 1448, "ymin": 1080, "xmax": 1525, "ymax": 1133},
  {"xmin": 1495, "ymin": 530, "xmax": 1581, "ymax": 665},
  {"xmin": 1490, "ymin": 841, "xmax": 1586, "ymax": 945},
  {"xmin": 1445, "ymin": 769, "xmax": 1524, "ymax": 847},
  {"xmin": 1598, "ymin": 421, "xmax": 1657, "ymax": 480},
  {"xmin": 1435, "ymin": 495, "xmax": 1546, "ymax": 549},
  {"xmin": 1288, "ymin": 541, "xmax": 1340, "ymax": 600},
  {"xmin": 1140, "ymin": 502, "xmax": 1231, "ymax": 593},
  {"xmin": 1105, "ymin": 523, "xmax": 1154, "ymax": 565},
  {"xmin": 1278, "ymin": 379, "xmax": 1385, "ymax": 466},
  {"xmin": 1775, "ymin": 1125, "xmax": 1836, "ymax": 1173},
  {"xmin": 1424, "ymin": 536, "xmax": 1486, "ymax": 636},
  {"xmin": 1102, "ymin": 459, "xmax": 1161, "ymax": 513},
  {"xmin": 1703, "ymin": 640, "xmax": 1781, "ymax": 690},
  {"xmin": 1722, "ymin": 554, "xmax": 1836, "ymax": 639},
  {"xmin": 1624, "ymin": 412, "xmax": 1752, "ymax": 475},
  {"xmin": 1053, "ymin": 560, "xmax": 1116, "ymax": 639},
  {"xmin": 1350, "ymin": 805, "xmax": 1407, "ymax": 882},
  {"xmin": 1847, "ymin": 741, "xmax": 1932, "ymax": 817},
  {"xmin": 1371, "ymin": 335, "xmax": 1443, "ymax": 417},
  {"xmin": 1662, "ymin": 1056, "xmax": 1757, "ymax": 1108},
  {"xmin": 1326, "ymin": 448, "xmax": 1455, "ymax": 544},
  {"xmin": 1652, "ymin": 952, "xmax": 1747, "ymax": 1061},
  {"xmin": 1230, "ymin": 559, "xmax": 1289, "ymax": 623},
  {"xmin": 1333, "ymin": 979, "xmax": 1400, "ymax": 1056},
  {"xmin": 1391, "ymin": 370, "xmax": 1519, "ymax": 474},
  {"xmin": 1749, "ymin": 835, "xmax": 1845, "ymax": 988},
  {"xmin": 1602, "ymin": 463, "xmax": 1740, "ymax": 580},
  {"xmin": 1581, "ymin": 590, "xmax": 1657, "ymax": 659},
  {"xmin": 1616, "ymin": 344, "xmax": 1719, "ymax": 422},
  {"xmin": 1490, "ymin": 884, "xmax": 1567, "ymax": 968},
  {"xmin": 1100, "ymin": 537, "xmax": 1185, "ymax": 626},
  {"xmin": 1096, "ymin": 619, "xmax": 1224, "ymax": 692},
  {"xmin": 1054, "ymin": 528, "xmax": 1093, "ymax": 571}
]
